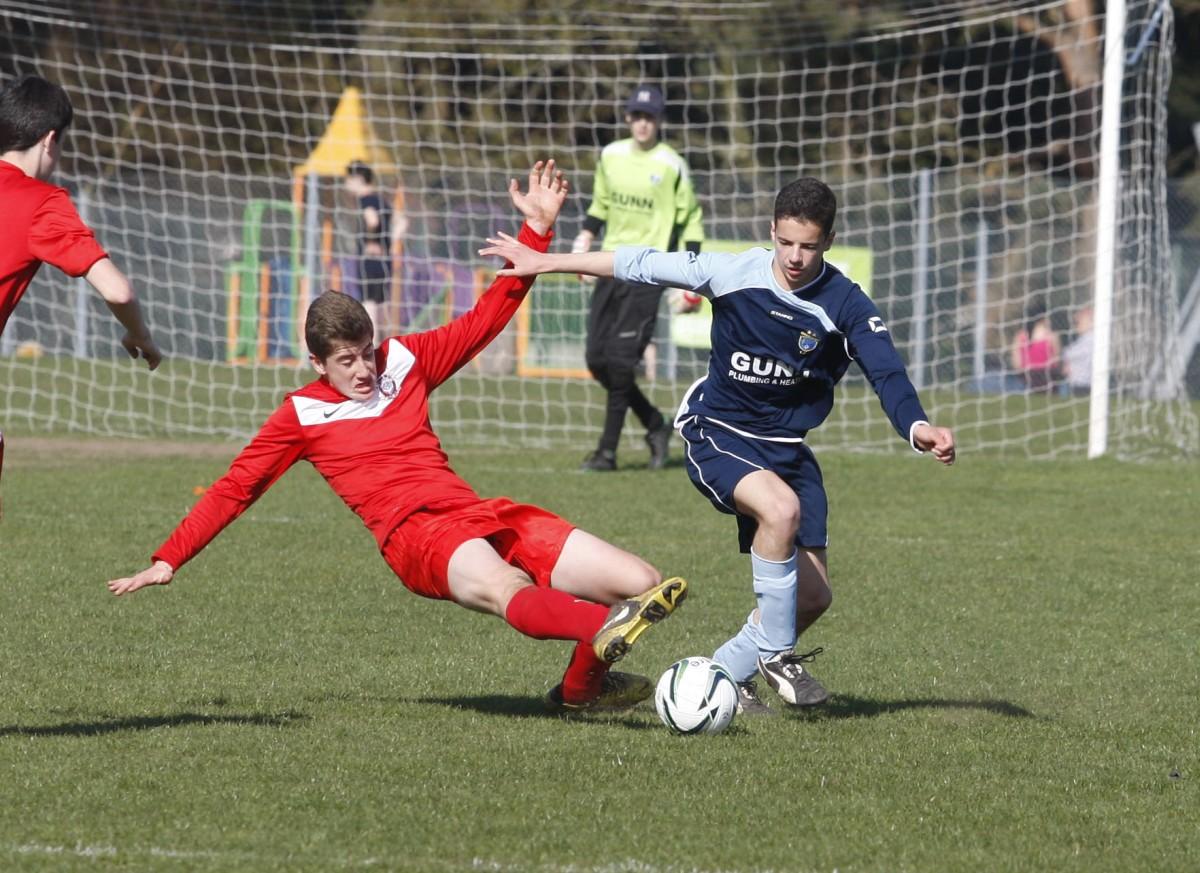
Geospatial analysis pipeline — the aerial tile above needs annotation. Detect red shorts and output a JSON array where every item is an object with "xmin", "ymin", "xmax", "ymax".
[{"xmin": 380, "ymin": 497, "xmax": 575, "ymax": 600}]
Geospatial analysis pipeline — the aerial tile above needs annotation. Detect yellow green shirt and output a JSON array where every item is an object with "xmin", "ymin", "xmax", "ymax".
[{"xmin": 585, "ymin": 139, "xmax": 705, "ymax": 252}]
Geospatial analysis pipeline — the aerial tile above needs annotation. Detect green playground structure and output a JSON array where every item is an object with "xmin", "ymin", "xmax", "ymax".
[{"xmin": 225, "ymin": 199, "xmax": 306, "ymax": 362}]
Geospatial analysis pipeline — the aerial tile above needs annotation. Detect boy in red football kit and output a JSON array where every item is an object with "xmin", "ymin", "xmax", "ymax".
[
  {"xmin": 106, "ymin": 160, "xmax": 687, "ymax": 711},
  {"xmin": 1, "ymin": 74, "xmax": 162, "ymax": 519}
]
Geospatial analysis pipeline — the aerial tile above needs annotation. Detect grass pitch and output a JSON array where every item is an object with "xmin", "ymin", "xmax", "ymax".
[{"xmin": 0, "ymin": 437, "xmax": 1196, "ymax": 872}]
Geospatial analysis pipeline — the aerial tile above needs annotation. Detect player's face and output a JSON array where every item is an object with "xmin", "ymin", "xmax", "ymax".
[
  {"xmin": 771, "ymin": 217, "xmax": 834, "ymax": 291},
  {"xmin": 311, "ymin": 337, "xmax": 377, "ymax": 400},
  {"xmin": 626, "ymin": 112, "xmax": 660, "ymax": 148}
]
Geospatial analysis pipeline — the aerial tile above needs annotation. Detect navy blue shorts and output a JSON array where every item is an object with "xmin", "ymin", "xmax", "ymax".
[{"xmin": 678, "ymin": 418, "xmax": 828, "ymax": 552}]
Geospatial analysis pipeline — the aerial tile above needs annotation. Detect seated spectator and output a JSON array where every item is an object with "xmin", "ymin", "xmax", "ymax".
[
  {"xmin": 1061, "ymin": 305, "xmax": 1094, "ymax": 397},
  {"xmin": 1010, "ymin": 309, "xmax": 1061, "ymax": 394}
]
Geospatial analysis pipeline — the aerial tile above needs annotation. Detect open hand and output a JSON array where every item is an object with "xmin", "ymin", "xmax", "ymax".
[
  {"xmin": 108, "ymin": 560, "xmax": 175, "ymax": 596},
  {"xmin": 508, "ymin": 159, "xmax": 568, "ymax": 235},
  {"xmin": 479, "ymin": 231, "xmax": 544, "ymax": 277}
]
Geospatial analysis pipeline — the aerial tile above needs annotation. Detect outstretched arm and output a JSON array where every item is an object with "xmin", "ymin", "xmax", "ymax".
[
  {"xmin": 479, "ymin": 232, "xmax": 617, "ymax": 279},
  {"xmin": 106, "ymin": 405, "xmax": 305, "ymax": 596},
  {"xmin": 402, "ymin": 160, "xmax": 568, "ymax": 387}
]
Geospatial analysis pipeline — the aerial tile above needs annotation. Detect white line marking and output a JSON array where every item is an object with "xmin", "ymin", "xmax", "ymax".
[{"xmin": 8, "ymin": 842, "xmax": 794, "ymax": 872}]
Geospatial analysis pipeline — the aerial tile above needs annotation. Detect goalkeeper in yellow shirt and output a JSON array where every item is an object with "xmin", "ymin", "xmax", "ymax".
[{"xmin": 572, "ymin": 84, "xmax": 705, "ymax": 471}]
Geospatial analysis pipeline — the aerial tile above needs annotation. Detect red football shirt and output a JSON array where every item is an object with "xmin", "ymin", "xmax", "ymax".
[
  {"xmin": 153, "ymin": 222, "xmax": 553, "ymax": 571},
  {"xmin": 0, "ymin": 161, "xmax": 109, "ymax": 331}
]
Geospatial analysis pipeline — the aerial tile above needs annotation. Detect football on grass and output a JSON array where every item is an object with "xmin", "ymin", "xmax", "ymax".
[{"xmin": 654, "ymin": 656, "xmax": 738, "ymax": 735}]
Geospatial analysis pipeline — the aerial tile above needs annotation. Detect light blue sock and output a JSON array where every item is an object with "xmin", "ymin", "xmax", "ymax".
[
  {"xmin": 713, "ymin": 550, "xmax": 799, "ymax": 682},
  {"xmin": 745, "ymin": 549, "xmax": 798, "ymax": 655},
  {"xmin": 713, "ymin": 621, "xmax": 760, "ymax": 682}
]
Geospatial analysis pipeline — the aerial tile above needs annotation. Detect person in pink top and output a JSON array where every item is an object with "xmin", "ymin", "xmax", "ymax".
[
  {"xmin": 1010, "ymin": 309, "xmax": 1061, "ymax": 394},
  {"xmin": 0, "ymin": 74, "xmax": 162, "ymax": 519}
]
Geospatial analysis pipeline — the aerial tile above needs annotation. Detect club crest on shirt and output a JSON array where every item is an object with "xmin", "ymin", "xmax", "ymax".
[
  {"xmin": 649, "ymin": 172, "xmax": 662, "ymax": 185},
  {"xmin": 378, "ymin": 374, "xmax": 398, "ymax": 398},
  {"xmin": 797, "ymin": 330, "xmax": 820, "ymax": 355}
]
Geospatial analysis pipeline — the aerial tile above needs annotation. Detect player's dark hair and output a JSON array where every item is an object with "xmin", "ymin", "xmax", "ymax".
[
  {"xmin": 0, "ymin": 74, "xmax": 74, "ymax": 153},
  {"xmin": 345, "ymin": 160, "xmax": 374, "ymax": 185},
  {"xmin": 306, "ymin": 290, "xmax": 374, "ymax": 360},
  {"xmin": 773, "ymin": 177, "xmax": 837, "ymax": 237}
]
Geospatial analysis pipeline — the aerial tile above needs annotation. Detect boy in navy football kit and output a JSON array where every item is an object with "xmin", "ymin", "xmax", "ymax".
[
  {"xmin": 482, "ymin": 176, "xmax": 955, "ymax": 714},
  {"xmin": 107, "ymin": 162, "xmax": 687, "ymax": 713}
]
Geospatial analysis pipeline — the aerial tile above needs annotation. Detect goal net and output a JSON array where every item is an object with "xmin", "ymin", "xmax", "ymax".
[{"xmin": 1, "ymin": 0, "xmax": 1194, "ymax": 459}]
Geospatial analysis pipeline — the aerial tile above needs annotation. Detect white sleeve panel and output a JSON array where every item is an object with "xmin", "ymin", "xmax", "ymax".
[{"xmin": 613, "ymin": 246, "xmax": 723, "ymax": 297}]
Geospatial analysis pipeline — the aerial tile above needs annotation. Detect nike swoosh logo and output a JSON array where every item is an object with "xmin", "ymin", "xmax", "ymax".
[
  {"xmin": 323, "ymin": 409, "xmax": 337, "ymax": 419},
  {"xmin": 608, "ymin": 604, "xmax": 636, "ymax": 624}
]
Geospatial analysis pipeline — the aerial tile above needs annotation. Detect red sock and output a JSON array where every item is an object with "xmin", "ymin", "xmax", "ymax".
[
  {"xmin": 503, "ymin": 586, "xmax": 609, "ymax": 642},
  {"xmin": 561, "ymin": 642, "xmax": 608, "ymax": 703}
]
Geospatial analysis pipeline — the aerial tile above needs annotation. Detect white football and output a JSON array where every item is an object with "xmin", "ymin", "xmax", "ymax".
[{"xmin": 654, "ymin": 656, "xmax": 738, "ymax": 735}]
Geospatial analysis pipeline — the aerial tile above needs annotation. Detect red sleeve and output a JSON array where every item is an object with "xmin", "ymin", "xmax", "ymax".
[
  {"xmin": 27, "ymin": 189, "xmax": 108, "ymax": 278},
  {"xmin": 152, "ymin": 403, "xmax": 305, "ymax": 571},
  {"xmin": 403, "ymin": 223, "xmax": 553, "ymax": 388}
]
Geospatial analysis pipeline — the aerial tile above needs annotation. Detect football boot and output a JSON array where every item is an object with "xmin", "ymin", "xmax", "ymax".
[
  {"xmin": 592, "ymin": 577, "xmax": 688, "ymax": 663},
  {"xmin": 580, "ymin": 449, "xmax": 617, "ymax": 472},
  {"xmin": 644, "ymin": 423, "xmax": 671, "ymax": 470},
  {"xmin": 545, "ymin": 671, "xmax": 653, "ymax": 712},
  {"xmin": 757, "ymin": 647, "xmax": 829, "ymax": 707},
  {"xmin": 734, "ymin": 679, "xmax": 777, "ymax": 716}
]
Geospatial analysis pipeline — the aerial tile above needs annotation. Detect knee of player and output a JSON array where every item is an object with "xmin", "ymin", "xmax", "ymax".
[
  {"xmin": 760, "ymin": 493, "xmax": 801, "ymax": 537},
  {"xmin": 602, "ymin": 558, "xmax": 662, "ymax": 601},
  {"xmin": 627, "ymin": 560, "xmax": 662, "ymax": 595},
  {"xmin": 495, "ymin": 567, "xmax": 536, "ymax": 603},
  {"xmin": 460, "ymin": 566, "xmax": 534, "ymax": 614}
]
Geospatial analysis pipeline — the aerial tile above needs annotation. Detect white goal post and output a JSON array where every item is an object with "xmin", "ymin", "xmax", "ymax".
[{"xmin": 0, "ymin": 0, "xmax": 1194, "ymax": 459}]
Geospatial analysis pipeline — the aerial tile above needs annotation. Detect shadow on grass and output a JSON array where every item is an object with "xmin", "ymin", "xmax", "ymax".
[
  {"xmin": 0, "ymin": 710, "xmax": 307, "ymax": 738},
  {"xmin": 791, "ymin": 694, "xmax": 1035, "ymax": 720},
  {"xmin": 418, "ymin": 694, "xmax": 659, "ymax": 729}
]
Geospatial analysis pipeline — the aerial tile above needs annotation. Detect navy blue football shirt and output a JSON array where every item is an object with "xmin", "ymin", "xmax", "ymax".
[{"xmin": 614, "ymin": 246, "xmax": 929, "ymax": 444}]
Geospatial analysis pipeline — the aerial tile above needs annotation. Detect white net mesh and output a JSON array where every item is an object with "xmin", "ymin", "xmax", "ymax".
[{"xmin": 1, "ymin": 0, "xmax": 1195, "ymax": 458}]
